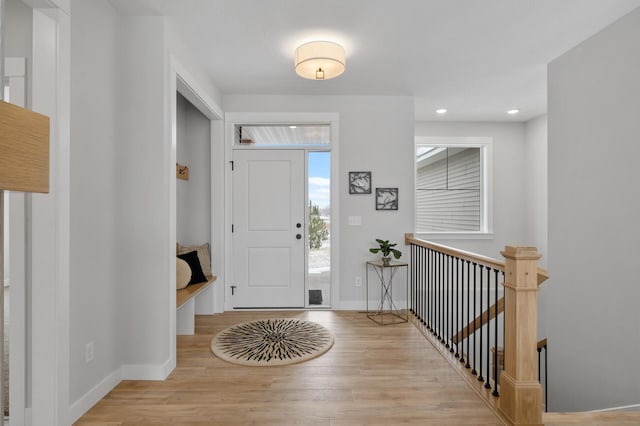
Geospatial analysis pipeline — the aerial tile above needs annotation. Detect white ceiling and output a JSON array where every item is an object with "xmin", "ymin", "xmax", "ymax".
[{"xmin": 109, "ymin": 0, "xmax": 640, "ymax": 122}]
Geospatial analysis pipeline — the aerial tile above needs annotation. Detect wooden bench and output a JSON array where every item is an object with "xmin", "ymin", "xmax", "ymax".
[{"xmin": 176, "ymin": 275, "xmax": 216, "ymax": 335}]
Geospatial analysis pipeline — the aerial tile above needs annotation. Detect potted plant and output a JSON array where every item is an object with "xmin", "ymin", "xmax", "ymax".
[{"xmin": 369, "ymin": 239, "xmax": 402, "ymax": 266}]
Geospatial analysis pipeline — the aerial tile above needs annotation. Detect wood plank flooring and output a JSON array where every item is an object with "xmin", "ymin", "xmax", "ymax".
[{"xmin": 76, "ymin": 310, "xmax": 503, "ymax": 425}]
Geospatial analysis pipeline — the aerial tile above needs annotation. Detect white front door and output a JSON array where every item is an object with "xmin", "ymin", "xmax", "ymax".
[{"xmin": 233, "ymin": 149, "xmax": 306, "ymax": 308}]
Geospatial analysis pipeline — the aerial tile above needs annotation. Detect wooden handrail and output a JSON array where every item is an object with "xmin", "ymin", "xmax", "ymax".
[
  {"xmin": 537, "ymin": 338, "xmax": 547, "ymax": 350},
  {"xmin": 405, "ymin": 233, "xmax": 504, "ymax": 271},
  {"xmin": 405, "ymin": 233, "xmax": 549, "ymax": 286}
]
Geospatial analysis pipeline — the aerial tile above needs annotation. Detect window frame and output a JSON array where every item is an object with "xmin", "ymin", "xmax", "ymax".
[{"xmin": 414, "ymin": 136, "xmax": 494, "ymax": 239}]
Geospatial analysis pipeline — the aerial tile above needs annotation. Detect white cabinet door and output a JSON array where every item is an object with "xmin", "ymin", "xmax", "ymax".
[{"xmin": 233, "ymin": 150, "xmax": 305, "ymax": 308}]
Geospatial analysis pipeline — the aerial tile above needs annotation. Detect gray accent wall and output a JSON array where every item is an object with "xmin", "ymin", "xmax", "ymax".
[
  {"xmin": 547, "ymin": 7, "xmax": 640, "ymax": 411},
  {"xmin": 176, "ymin": 92, "xmax": 211, "ymax": 248}
]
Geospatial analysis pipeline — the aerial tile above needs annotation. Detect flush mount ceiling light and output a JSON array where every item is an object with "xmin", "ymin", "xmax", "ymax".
[
  {"xmin": 436, "ymin": 108, "xmax": 448, "ymax": 114},
  {"xmin": 295, "ymin": 41, "xmax": 346, "ymax": 80},
  {"xmin": 507, "ymin": 109, "xmax": 520, "ymax": 115}
]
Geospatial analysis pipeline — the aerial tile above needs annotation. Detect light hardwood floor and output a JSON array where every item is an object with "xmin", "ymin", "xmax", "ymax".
[{"xmin": 76, "ymin": 310, "xmax": 503, "ymax": 425}]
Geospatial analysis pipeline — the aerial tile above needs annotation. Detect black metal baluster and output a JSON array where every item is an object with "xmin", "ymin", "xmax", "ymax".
[
  {"xmin": 538, "ymin": 346, "xmax": 541, "ymax": 383},
  {"xmin": 448, "ymin": 255, "xmax": 453, "ymax": 351},
  {"xmin": 501, "ymin": 271, "xmax": 506, "ymax": 375},
  {"xmin": 492, "ymin": 268, "xmax": 500, "ymax": 396},
  {"xmin": 435, "ymin": 252, "xmax": 440, "ymax": 338},
  {"xmin": 420, "ymin": 248, "xmax": 425, "ymax": 325},
  {"xmin": 432, "ymin": 249, "xmax": 436, "ymax": 334},
  {"xmin": 424, "ymin": 248, "xmax": 428, "ymax": 326},
  {"xmin": 410, "ymin": 245, "xmax": 415, "ymax": 315},
  {"xmin": 484, "ymin": 267, "xmax": 491, "ymax": 389},
  {"xmin": 442, "ymin": 255, "xmax": 446, "ymax": 347},
  {"xmin": 449, "ymin": 256, "xmax": 455, "ymax": 353},
  {"xmin": 418, "ymin": 245, "xmax": 422, "ymax": 320},
  {"xmin": 471, "ymin": 263, "xmax": 477, "ymax": 376},
  {"xmin": 418, "ymin": 247, "xmax": 422, "ymax": 324},
  {"xmin": 455, "ymin": 258, "xmax": 460, "ymax": 359},
  {"xmin": 465, "ymin": 261, "xmax": 471, "ymax": 369},
  {"xmin": 434, "ymin": 251, "xmax": 438, "ymax": 337},
  {"xmin": 427, "ymin": 250, "xmax": 435, "ymax": 332},
  {"xmin": 459, "ymin": 259, "xmax": 465, "ymax": 364},
  {"xmin": 423, "ymin": 248, "xmax": 427, "ymax": 325},
  {"xmin": 545, "ymin": 344, "xmax": 548, "ymax": 412},
  {"xmin": 477, "ymin": 265, "xmax": 484, "ymax": 383},
  {"xmin": 430, "ymin": 249, "xmax": 434, "ymax": 331},
  {"xmin": 438, "ymin": 254, "xmax": 444, "ymax": 342}
]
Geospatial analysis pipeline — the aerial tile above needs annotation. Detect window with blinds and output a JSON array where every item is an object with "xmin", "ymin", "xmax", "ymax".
[{"xmin": 416, "ymin": 146, "xmax": 481, "ymax": 232}]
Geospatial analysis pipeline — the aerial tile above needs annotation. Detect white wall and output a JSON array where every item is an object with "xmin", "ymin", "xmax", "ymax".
[
  {"xmin": 523, "ymin": 114, "xmax": 550, "ymax": 345},
  {"xmin": 547, "ymin": 7, "xmax": 640, "ymax": 411},
  {"xmin": 176, "ymin": 93, "xmax": 211, "ymax": 247},
  {"xmin": 224, "ymin": 95, "xmax": 414, "ymax": 307},
  {"xmin": 4, "ymin": 0, "xmax": 32, "ymax": 108},
  {"xmin": 523, "ymin": 115, "xmax": 548, "ymax": 266},
  {"xmin": 65, "ymin": 2, "xmax": 226, "ymax": 420},
  {"xmin": 69, "ymin": 0, "xmax": 120, "ymax": 404},
  {"xmin": 414, "ymin": 122, "xmax": 527, "ymax": 258},
  {"xmin": 114, "ymin": 15, "xmax": 170, "ymax": 369}
]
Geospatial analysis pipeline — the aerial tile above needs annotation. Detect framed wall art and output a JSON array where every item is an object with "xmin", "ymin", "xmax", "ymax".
[
  {"xmin": 375, "ymin": 187, "xmax": 398, "ymax": 210},
  {"xmin": 349, "ymin": 171, "xmax": 372, "ymax": 194}
]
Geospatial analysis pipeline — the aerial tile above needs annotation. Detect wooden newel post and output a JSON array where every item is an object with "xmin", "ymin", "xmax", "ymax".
[{"xmin": 499, "ymin": 246, "xmax": 542, "ymax": 426}]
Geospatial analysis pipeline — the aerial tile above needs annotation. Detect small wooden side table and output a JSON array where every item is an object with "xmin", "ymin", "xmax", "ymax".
[{"xmin": 366, "ymin": 260, "xmax": 409, "ymax": 325}]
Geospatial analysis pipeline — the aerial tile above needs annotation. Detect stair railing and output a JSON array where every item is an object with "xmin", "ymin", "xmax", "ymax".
[{"xmin": 405, "ymin": 234, "xmax": 549, "ymax": 425}]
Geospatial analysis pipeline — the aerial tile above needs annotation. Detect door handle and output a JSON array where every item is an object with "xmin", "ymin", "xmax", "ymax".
[{"xmin": 296, "ymin": 234, "xmax": 302, "ymax": 240}]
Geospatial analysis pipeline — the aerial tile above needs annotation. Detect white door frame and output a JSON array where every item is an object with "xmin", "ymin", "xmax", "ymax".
[
  {"xmin": 224, "ymin": 113, "xmax": 340, "ymax": 311},
  {"xmin": 12, "ymin": 1, "xmax": 72, "ymax": 424},
  {"xmin": 5, "ymin": 55, "xmax": 27, "ymax": 426},
  {"xmin": 167, "ymin": 55, "xmax": 224, "ymax": 373}
]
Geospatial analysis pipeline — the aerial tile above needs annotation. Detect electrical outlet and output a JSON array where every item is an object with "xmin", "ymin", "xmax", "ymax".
[
  {"xmin": 85, "ymin": 342, "xmax": 94, "ymax": 364},
  {"xmin": 355, "ymin": 276, "xmax": 362, "ymax": 287}
]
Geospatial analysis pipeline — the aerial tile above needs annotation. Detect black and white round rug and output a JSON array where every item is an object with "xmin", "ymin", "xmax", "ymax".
[{"xmin": 210, "ymin": 318, "xmax": 334, "ymax": 366}]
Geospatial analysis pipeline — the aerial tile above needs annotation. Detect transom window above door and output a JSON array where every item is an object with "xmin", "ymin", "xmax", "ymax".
[{"xmin": 236, "ymin": 124, "xmax": 330, "ymax": 146}]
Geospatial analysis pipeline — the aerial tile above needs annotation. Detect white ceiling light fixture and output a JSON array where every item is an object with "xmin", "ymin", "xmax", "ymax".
[
  {"xmin": 436, "ymin": 108, "xmax": 448, "ymax": 114},
  {"xmin": 295, "ymin": 41, "xmax": 346, "ymax": 80},
  {"xmin": 507, "ymin": 109, "xmax": 520, "ymax": 115}
]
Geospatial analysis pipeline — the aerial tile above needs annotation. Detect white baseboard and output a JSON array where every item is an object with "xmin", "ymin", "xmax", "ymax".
[
  {"xmin": 68, "ymin": 357, "xmax": 176, "ymax": 423},
  {"xmin": 122, "ymin": 357, "xmax": 174, "ymax": 380},
  {"xmin": 335, "ymin": 301, "xmax": 365, "ymax": 310},
  {"xmin": 590, "ymin": 403, "xmax": 640, "ymax": 413},
  {"xmin": 335, "ymin": 300, "xmax": 408, "ymax": 311},
  {"xmin": 68, "ymin": 368, "xmax": 122, "ymax": 424}
]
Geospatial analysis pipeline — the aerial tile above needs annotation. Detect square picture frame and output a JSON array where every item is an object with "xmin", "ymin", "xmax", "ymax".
[
  {"xmin": 349, "ymin": 171, "xmax": 372, "ymax": 194},
  {"xmin": 375, "ymin": 187, "xmax": 398, "ymax": 210}
]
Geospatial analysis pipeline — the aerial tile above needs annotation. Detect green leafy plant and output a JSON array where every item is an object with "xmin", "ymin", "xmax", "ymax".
[
  {"xmin": 369, "ymin": 239, "xmax": 402, "ymax": 259},
  {"xmin": 309, "ymin": 202, "xmax": 329, "ymax": 250}
]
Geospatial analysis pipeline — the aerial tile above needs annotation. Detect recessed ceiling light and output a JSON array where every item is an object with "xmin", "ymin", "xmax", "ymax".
[
  {"xmin": 436, "ymin": 108, "xmax": 448, "ymax": 114},
  {"xmin": 507, "ymin": 109, "xmax": 520, "ymax": 115},
  {"xmin": 289, "ymin": 125, "xmax": 297, "ymax": 129}
]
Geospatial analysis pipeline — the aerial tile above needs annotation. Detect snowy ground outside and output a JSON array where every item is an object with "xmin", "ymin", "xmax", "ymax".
[{"xmin": 308, "ymin": 240, "xmax": 330, "ymax": 305}]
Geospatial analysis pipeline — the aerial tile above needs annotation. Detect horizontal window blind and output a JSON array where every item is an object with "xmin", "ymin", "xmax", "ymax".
[{"xmin": 417, "ymin": 147, "xmax": 480, "ymax": 232}]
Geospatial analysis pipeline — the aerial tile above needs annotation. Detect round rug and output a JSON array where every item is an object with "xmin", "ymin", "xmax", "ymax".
[{"xmin": 210, "ymin": 318, "xmax": 334, "ymax": 366}]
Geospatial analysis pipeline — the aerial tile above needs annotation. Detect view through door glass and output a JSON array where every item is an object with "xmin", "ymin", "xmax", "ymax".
[{"xmin": 308, "ymin": 151, "xmax": 330, "ymax": 307}]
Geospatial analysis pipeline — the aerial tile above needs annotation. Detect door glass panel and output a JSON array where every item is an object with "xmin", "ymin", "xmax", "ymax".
[{"xmin": 308, "ymin": 151, "xmax": 330, "ymax": 307}]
